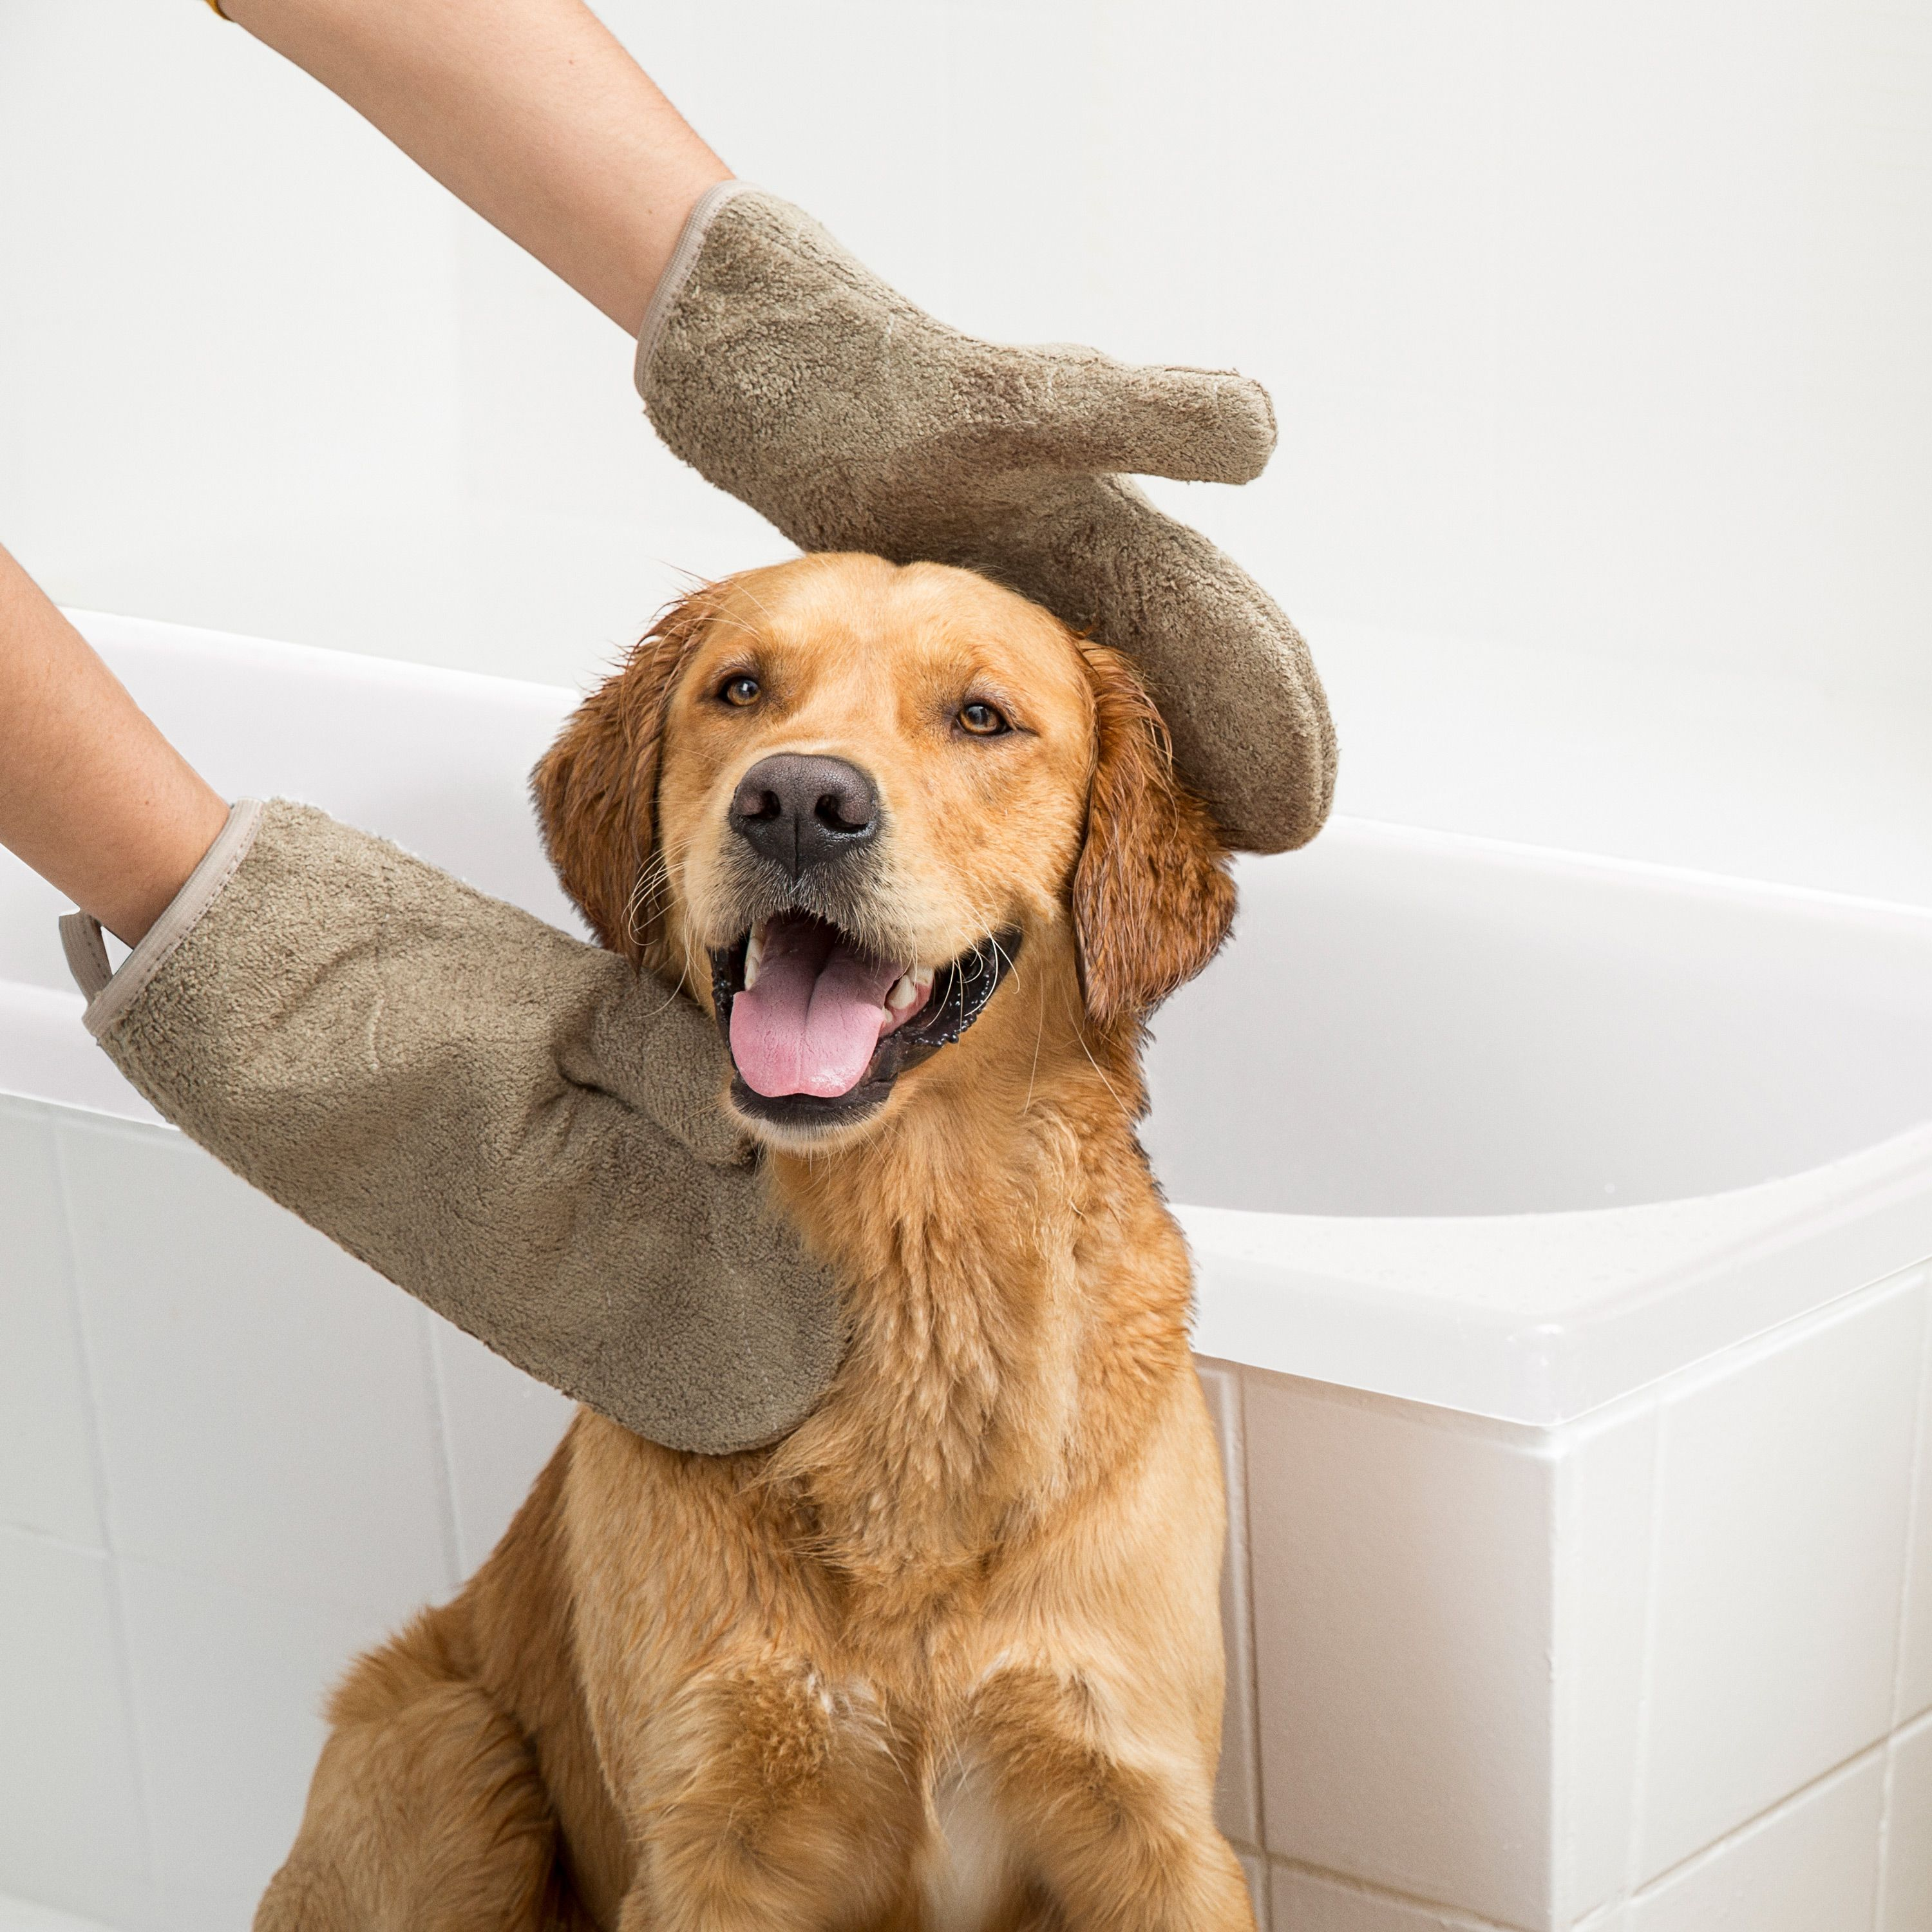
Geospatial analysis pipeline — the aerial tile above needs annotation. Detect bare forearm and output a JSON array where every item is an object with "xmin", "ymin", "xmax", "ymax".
[
  {"xmin": 0, "ymin": 547, "xmax": 229, "ymax": 945},
  {"xmin": 218, "ymin": 0, "xmax": 730, "ymax": 334}
]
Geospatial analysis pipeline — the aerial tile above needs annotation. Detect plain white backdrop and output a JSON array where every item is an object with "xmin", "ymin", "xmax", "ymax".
[{"xmin": 3, "ymin": 0, "xmax": 1930, "ymax": 894}]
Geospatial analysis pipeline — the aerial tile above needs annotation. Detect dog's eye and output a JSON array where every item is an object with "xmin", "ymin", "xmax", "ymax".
[
  {"xmin": 719, "ymin": 674, "xmax": 762, "ymax": 708},
  {"xmin": 957, "ymin": 701, "xmax": 1009, "ymax": 737}
]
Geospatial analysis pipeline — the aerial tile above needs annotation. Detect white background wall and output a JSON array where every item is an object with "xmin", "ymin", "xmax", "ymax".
[{"xmin": 3, "ymin": 0, "xmax": 1930, "ymax": 897}]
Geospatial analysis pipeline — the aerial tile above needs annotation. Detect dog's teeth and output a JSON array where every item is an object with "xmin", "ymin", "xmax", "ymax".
[
  {"xmin": 743, "ymin": 927, "xmax": 764, "ymax": 991},
  {"xmin": 885, "ymin": 965, "xmax": 936, "ymax": 1016}
]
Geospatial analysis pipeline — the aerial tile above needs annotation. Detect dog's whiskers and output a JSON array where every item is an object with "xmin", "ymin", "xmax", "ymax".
[
  {"xmin": 1059, "ymin": 989, "xmax": 1135, "ymax": 1126},
  {"xmin": 1021, "ymin": 967, "xmax": 1046, "ymax": 1117}
]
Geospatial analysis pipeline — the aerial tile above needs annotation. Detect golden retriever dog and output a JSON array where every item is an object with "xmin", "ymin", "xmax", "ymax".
[{"xmin": 257, "ymin": 552, "xmax": 1249, "ymax": 1931}]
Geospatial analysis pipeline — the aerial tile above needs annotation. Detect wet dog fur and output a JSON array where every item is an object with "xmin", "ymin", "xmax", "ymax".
[{"xmin": 255, "ymin": 553, "xmax": 1249, "ymax": 1932}]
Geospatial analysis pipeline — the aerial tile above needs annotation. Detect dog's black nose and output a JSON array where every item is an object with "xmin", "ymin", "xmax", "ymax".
[{"xmin": 729, "ymin": 754, "xmax": 880, "ymax": 875}]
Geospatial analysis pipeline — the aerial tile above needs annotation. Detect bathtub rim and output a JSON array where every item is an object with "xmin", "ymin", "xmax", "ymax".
[
  {"xmin": 8, "ymin": 1046, "xmax": 1927, "ymax": 1430},
  {"xmin": 6, "ymin": 611, "xmax": 1930, "ymax": 1430}
]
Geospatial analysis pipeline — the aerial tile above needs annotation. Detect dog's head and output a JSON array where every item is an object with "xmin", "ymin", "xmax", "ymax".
[{"xmin": 534, "ymin": 554, "xmax": 1234, "ymax": 1148}]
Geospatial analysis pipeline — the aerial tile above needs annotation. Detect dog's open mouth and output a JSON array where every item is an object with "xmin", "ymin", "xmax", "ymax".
[{"xmin": 710, "ymin": 913, "xmax": 1022, "ymax": 1130}]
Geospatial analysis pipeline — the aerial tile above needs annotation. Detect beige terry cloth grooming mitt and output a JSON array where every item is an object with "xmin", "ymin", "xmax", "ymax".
[
  {"xmin": 61, "ymin": 799, "xmax": 842, "ymax": 1455},
  {"xmin": 636, "ymin": 183, "xmax": 1336, "ymax": 857}
]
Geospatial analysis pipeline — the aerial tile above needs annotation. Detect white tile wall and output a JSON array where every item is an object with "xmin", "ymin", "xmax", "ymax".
[
  {"xmin": 1200, "ymin": 1361, "xmax": 1264, "ymax": 1854},
  {"xmin": 1243, "ymin": 1378, "xmax": 1557, "ymax": 1928},
  {"xmin": 0, "ymin": 1108, "xmax": 582, "ymax": 1932},
  {"xmin": 0, "ymin": 1530, "xmax": 149, "ymax": 1927},
  {"xmin": 1900, "ymin": 1318, "xmax": 1932, "ymax": 1727},
  {"xmin": 117, "ymin": 1561, "xmax": 388, "ymax": 1919},
  {"xmin": 1269, "ymin": 1862, "xmax": 1499, "ymax": 1930},
  {"xmin": 429, "ymin": 1320, "xmax": 573, "ymax": 1577},
  {"xmin": 1634, "ymin": 1274, "xmax": 1926, "ymax": 1881},
  {"xmin": 0, "ymin": 1106, "xmax": 101, "ymax": 1546},
  {"xmin": 1266, "ymin": 1737, "xmax": 1907, "ymax": 1932},
  {"xmin": 1569, "ymin": 1905, "xmax": 1627, "ymax": 1931},
  {"xmin": 0, "ymin": 1093, "xmax": 615, "ymax": 1931},
  {"xmin": 57, "ymin": 1114, "xmax": 458, "ymax": 1625},
  {"xmin": 1884, "ymin": 1712, "xmax": 1932, "ymax": 1932},
  {"xmin": 1551, "ymin": 1404, "xmax": 1660, "ymax": 1920},
  {"xmin": 1238, "ymin": 1852, "xmax": 1270, "ymax": 1931},
  {"xmin": 1239, "ymin": 1260, "xmax": 1932, "ymax": 1930},
  {"xmin": 1624, "ymin": 1749, "xmax": 1886, "ymax": 1932},
  {"xmin": 0, "ymin": 1902, "xmax": 117, "ymax": 1932}
]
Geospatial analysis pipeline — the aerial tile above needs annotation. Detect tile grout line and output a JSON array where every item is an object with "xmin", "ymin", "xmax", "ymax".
[
  {"xmin": 1889, "ymin": 1267, "xmax": 1932, "ymax": 1741},
  {"xmin": 1873, "ymin": 1270, "xmax": 1932, "ymax": 1932},
  {"xmin": 1548, "ymin": 1422, "xmax": 1577, "ymax": 1926},
  {"xmin": 1571, "ymin": 1901, "xmax": 1628, "ymax": 1932},
  {"xmin": 1630, "ymin": 1730, "xmax": 1893, "ymax": 1908},
  {"xmin": 0, "ymin": 1520, "xmax": 125, "ymax": 1561},
  {"xmin": 100, "ymin": 1544, "xmax": 402, "ymax": 1625},
  {"xmin": 1230, "ymin": 1368, "xmax": 1269, "ymax": 1930},
  {"xmin": 1611, "ymin": 1275, "xmax": 1927, "ymax": 1920},
  {"xmin": 1618, "ymin": 1385, "xmax": 1671, "ymax": 1906},
  {"xmin": 415, "ymin": 1311, "xmax": 466, "ymax": 1592},
  {"xmin": 1263, "ymin": 1853, "xmax": 1537, "ymax": 1931},
  {"xmin": 47, "ymin": 1117, "xmax": 165, "ymax": 1920}
]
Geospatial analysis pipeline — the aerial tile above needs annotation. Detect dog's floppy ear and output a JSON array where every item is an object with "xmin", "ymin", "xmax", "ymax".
[
  {"xmin": 1072, "ymin": 642, "xmax": 1237, "ymax": 1027},
  {"xmin": 531, "ymin": 585, "xmax": 721, "ymax": 965}
]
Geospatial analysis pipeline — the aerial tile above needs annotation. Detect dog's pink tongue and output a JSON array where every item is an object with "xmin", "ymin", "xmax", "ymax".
[{"xmin": 730, "ymin": 917, "xmax": 902, "ymax": 1099}]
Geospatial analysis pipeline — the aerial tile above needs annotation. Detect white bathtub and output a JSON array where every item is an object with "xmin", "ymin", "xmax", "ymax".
[{"xmin": 3, "ymin": 616, "xmax": 1929, "ymax": 1932}]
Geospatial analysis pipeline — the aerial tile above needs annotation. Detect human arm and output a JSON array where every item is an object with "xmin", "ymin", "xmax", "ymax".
[
  {"xmin": 211, "ymin": 0, "xmax": 1336, "ymax": 852},
  {"xmin": 0, "ymin": 542, "xmax": 229, "ymax": 944},
  {"xmin": 216, "ymin": 0, "xmax": 726, "ymax": 334}
]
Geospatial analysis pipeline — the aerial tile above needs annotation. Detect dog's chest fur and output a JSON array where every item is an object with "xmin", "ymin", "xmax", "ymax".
[
  {"xmin": 920, "ymin": 1765, "xmax": 1019, "ymax": 1932},
  {"xmin": 556, "ymin": 1086, "xmax": 1206, "ymax": 1925}
]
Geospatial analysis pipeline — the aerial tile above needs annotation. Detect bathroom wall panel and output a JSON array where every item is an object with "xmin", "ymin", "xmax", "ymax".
[
  {"xmin": 1199, "ymin": 1360, "xmax": 1263, "ymax": 1851},
  {"xmin": 430, "ymin": 1317, "xmax": 574, "ymax": 1577},
  {"xmin": 1634, "ymin": 1274, "xmax": 1926, "ymax": 1880},
  {"xmin": 1551, "ymin": 1399, "xmax": 1659, "ymax": 1922},
  {"xmin": 0, "ymin": 1530, "xmax": 149, "ymax": 1927},
  {"xmin": 1243, "ymin": 1372, "xmax": 1556, "ymax": 1929},
  {"xmin": 131, "ymin": 1879, "xmax": 260, "ymax": 1932},
  {"xmin": 1236, "ymin": 1852, "xmax": 1268, "ymax": 1932},
  {"xmin": 116, "ymin": 1559, "xmax": 384, "ymax": 1923},
  {"xmin": 0, "ymin": 1102, "xmax": 102, "ymax": 1546},
  {"xmin": 1268, "ymin": 1861, "xmax": 1510, "ymax": 1930},
  {"xmin": 1624, "ymin": 1750, "xmax": 1884, "ymax": 1932},
  {"xmin": 1899, "ymin": 1311, "xmax": 1932, "ymax": 1727},
  {"xmin": 57, "ymin": 1118, "xmax": 456, "ymax": 1624},
  {"xmin": 0, "ymin": 1899, "xmax": 119, "ymax": 1931},
  {"xmin": 1883, "ymin": 1712, "xmax": 1932, "ymax": 1930}
]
